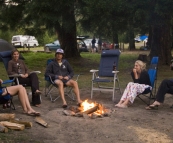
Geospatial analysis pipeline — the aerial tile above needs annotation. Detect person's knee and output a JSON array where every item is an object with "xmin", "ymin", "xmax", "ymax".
[
  {"xmin": 55, "ymin": 81, "xmax": 63, "ymax": 88},
  {"xmin": 17, "ymin": 85, "xmax": 23, "ymax": 89},
  {"xmin": 30, "ymin": 73, "xmax": 38, "ymax": 78},
  {"xmin": 162, "ymin": 79, "xmax": 169, "ymax": 85}
]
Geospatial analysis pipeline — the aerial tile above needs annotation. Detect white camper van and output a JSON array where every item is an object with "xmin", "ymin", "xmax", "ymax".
[{"xmin": 11, "ymin": 35, "xmax": 39, "ymax": 48}]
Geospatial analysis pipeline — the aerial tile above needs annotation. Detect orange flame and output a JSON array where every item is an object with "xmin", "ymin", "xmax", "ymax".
[{"xmin": 80, "ymin": 100, "xmax": 104, "ymax": 115}]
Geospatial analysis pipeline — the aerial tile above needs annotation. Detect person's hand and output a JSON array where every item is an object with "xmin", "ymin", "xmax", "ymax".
[
  {"xmin": 63, "ymin": 76, "xmax": 69, "ymax": 80},
  {"xmin": 133, "ymin": 68, "xmax": 137, "ymax": 73},
  {"xmin": 0, "ymin": 79, "xmax": 3, "ymax": 84},
  {"xmin": 58, "ymin": 76, "xmax": 63, "ymax": 80},
  {"xmin": 24, "ymin": 74, "xmax": 28, "ymax": 78},
  {"xmin": 20, "ymin": 74, "xmax": 28, "ymax": 78}
]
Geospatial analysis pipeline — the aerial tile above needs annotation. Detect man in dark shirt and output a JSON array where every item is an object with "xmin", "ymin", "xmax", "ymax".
[{"xmin": 45, "ymin": 49, "xmax": 82, "ymax": 108}]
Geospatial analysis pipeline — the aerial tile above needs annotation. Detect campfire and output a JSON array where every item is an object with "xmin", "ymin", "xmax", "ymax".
[{"xmin": 63, "ymin": 100, "xmax": 112, "ymax": 119}]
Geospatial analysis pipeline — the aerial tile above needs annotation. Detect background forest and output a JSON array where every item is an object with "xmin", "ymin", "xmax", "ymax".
[{"xmin": 0, "ymin": 0, "xmax": 173, "ymax": 64}]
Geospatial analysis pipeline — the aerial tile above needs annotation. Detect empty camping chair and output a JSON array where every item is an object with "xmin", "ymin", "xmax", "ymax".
[
  {"xmin": 90, "ymin": 49, "xmax": 121, "ymax": 101},
  {"xmin": 149, "ymin": 56, "xmax": 159, "ymax": 97},
  {"xmin": 44, "ymin": 59, "xmax": 80, "ymax": 102}
]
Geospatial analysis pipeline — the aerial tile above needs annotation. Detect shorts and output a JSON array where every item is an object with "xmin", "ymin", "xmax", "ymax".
[
  {"xmin": 92, "ymin": 44, "xmax": 95, "ymax": 49},
  {"xmin": 54, "ymin": 79, "xmax": 70, "ymax": 86},
  {"xmin": 0, "ymin": 88, "xmax": 11, "ymax": 104}
]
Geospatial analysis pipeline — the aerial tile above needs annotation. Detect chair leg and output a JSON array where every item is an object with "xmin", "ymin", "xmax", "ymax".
[{"xmin": 64, "ymin": 87, "xmax": 75, "ymax": 101}]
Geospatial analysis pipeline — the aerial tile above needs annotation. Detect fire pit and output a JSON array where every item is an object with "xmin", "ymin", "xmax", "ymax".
[{"xmin": 63, "ymin": 100, "xmax": 112, "ymax": 119}]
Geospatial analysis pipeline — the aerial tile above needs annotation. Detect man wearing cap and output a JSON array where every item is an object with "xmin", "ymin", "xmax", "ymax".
[{"xmin": 45, "ymin": 48, "xmax": 82, "ymax": 108}]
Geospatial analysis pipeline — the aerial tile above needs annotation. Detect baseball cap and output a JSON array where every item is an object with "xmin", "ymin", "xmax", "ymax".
[{"xmin": 56, "ymin": 48, "xmax": 64, "ymax": 54}]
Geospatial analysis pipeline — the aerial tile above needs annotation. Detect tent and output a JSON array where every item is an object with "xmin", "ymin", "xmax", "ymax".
[
  {"xmin": 0, "ymin": 39, "xmax": 24, "ymax": 61},
  {"xmin": 134, "ymin": 35, "xmax": 148, "ymax": 42},
  {"xmin": 0, "ymin": 39, "xmax": 15, "ymax": 51}
]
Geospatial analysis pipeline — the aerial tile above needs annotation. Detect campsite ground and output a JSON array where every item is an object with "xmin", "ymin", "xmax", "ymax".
[
  {"xmin": 2, "ymin": 87, "xmax": 173, "ymax": 143},
  {"xmin": 0, "ymin": 46, "xmax": 173, "ymax": 143}
]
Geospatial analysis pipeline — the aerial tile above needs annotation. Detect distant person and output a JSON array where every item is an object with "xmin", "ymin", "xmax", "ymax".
[
  {"xmin": 115, "ymin": 60, "xmax": 151, "ymax": 108},
  {"xmin": 45, "ymin": 49, "xmax": 82, "ymax": 108},
  {"xmin": 98, "ymin": 38, "xmax": 102, "ymax": 53},
  {"xmin": 7, "ymin": 49, "xmax": 41, "ymax": 107},
  {"xmin": 91, "ymin": 37, "xmax": 96, "ymax": 53}
]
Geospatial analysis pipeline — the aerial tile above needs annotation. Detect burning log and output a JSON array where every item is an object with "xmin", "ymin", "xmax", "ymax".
[
  {"xmin": 82, "ymin": 105, "xmax": 99, "ymax": 114},
  {"xmin": 0, "ymin": 114, "xmax": 15, "ymax": 121},
  {"xmin": 68, "ymin": 106, "xmax": 80, "ymax": 113},
  {"xmin": 74, "ymin": 113, "xmax": 83, "ymax": 117},
  {"xmin": 63, "ymin": 110, "xmax": 75, "ymax": 116}
]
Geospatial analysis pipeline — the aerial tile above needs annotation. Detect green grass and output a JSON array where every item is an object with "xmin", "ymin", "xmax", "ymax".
[{"xmin": 0, "ymin": 49, "xmax": 171, "ymax": 90}]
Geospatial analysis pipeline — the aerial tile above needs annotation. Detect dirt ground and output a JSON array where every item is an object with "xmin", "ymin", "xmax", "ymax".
[{"xmin": 1, "ymin": 86, "xmax": 173, "ymax": 143}]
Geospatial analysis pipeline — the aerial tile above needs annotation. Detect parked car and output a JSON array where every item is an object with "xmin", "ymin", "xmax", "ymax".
[
  {"xmin": 102, "ymin": 39, "xmax": 111, "ymax": 50},
  {"xmin": 44, "ymin": 40, "xmax": 60, "ymax": 52},
  {"xmin": 11, "ymin": 35, "xmax": 39, "ymax": 48},
  {"xmin": 44, "ymin": 38, "xmax": 88, "ymax": 53},
  {"xmin": 77, "ymin": 38, "xmax": 89, "ymax": 53}
]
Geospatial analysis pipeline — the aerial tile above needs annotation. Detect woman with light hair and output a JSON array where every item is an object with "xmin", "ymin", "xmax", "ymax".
[{"xmin": 115, "ymin": 60, "xmax": 151, "ymax": 108}]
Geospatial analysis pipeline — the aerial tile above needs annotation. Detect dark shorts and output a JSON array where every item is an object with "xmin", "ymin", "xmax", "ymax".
[
  {"xmin": 54, "ymin": 79, "xmax": 70, "ymax": 86},
  {"xmin": 0, "ymin": 88, "xmax": 11, "ymax": 104}
]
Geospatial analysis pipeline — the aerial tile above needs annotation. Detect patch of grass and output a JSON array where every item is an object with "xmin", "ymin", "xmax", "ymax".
[{"xmin": 0, "ymin": 49, "xmax": 171, "ymax": 90}]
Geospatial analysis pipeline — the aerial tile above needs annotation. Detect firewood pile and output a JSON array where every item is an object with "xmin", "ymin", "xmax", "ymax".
[
  {"xmin": 0, "ymin": 113, "xmax": 48, "ymax": 133},
  {"xmin": 63, "ymin": 100, "xmax": 113, "ymax": 119},
  {"xmin": 0, "ymin": 113, "xmax": 32, "ymax": 133}
]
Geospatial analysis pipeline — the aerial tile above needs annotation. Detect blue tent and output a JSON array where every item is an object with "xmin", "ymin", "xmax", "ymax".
[
  {"xmin": 134, "ymin": 35, "xmax": 148, "ymax": 42},
  {"xmin": 139, "ymin": 35, "xmax": 148, "ymax": 41}
]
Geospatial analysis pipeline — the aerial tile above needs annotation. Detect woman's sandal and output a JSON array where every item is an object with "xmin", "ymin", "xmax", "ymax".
[
  {"xmin": 145, "ymin": 104, "xmax": 159, "ymax": 110},
  {"xmin": 77, "ymin": 103, "xmax": 82, "ymax": 107},
  {"xmin": 23, "ymin": 111, "xmax": 40, "ymax": 116},
  {"xmin": 35, "ymin": 91, "xmax": 41, "ymax": 96},
  {"xmin": 149, "ymin": 104, "xmax": 159, "ymax": 110},
  {"xmin": 62, "ymin": 104, "xmax": 68, "ymax": 108},
  {"xmin": 27, "ymin": 112, "xmax": 41, "ymax": 116}
]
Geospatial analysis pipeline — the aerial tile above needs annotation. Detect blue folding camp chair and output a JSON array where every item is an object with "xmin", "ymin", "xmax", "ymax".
[
  {"xmin": 0, "ymin": 50, "xmax": 41, "ymax": 99},
  {"xmin": 137, "ymin": 56, "xmax": 159, "ymax": 105},
  {"xmin": 90, "ymin": 49, "xmax": 121, "ymax": 101},
  {"xmin": 44, "ymin": 59, "xmax": 80, "ymax": 102},
  {"xmin": 0, "ymin": 79, "xmax": 15, "ymax": 110}
]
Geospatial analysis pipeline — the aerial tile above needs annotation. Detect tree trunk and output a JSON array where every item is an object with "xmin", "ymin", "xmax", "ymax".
[
  {"xmin": 128, "ymin": 30, "xmax": 135, "ymax": 50},
  {"xmin": 54, "ymin": 4, "xmax": 80, "ymax": 58},
  {"xmin": 112, "ymin": 32, "xmax": 119, "ymax": 49},
  {"xmin": 150, "ymin": 23, "xmax": 172, "ymax": 65}
]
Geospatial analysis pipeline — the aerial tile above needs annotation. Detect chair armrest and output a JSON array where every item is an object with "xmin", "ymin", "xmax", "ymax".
[
  {"xmin": 48, "ymin": 75, "xmax": 55, "ymax": 84},
  {"xmin": 112, "ymin": 71, "xmax": 119, "ymax": 74},
  {"xmin": 2, "ymin": 79, "xmax": 14, "ymax": 84},
  {"xmin": 30, "ymin": 71, "xmax": 41, "ymax": 74},
  {"xmin": 74, "ymin": 74, "xmax": 82, "ymax": 82},
  {"xmin": 8, "ymin": 74, "xmax": 21, "ymax": 78},
  {"xmin": 90, "ymin": 69, "xmax": 99, "ymax": 73}
]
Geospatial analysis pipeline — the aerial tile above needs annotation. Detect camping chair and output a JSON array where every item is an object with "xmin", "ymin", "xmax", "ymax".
[
  {"xmin": 0, "ymin": 50, "xmax": 41, "ymax": 96},
  {"xmin": 44, "ymin": 59, "xmax": 80, "ymax": 102},
  {"xmin": 137, "ymin": 56, "xmax": 159, "ymax": 105},
  {"xmin": 0, "ymin": 79, "xmax": 15, "ymax": 110},
  {"xmin": 90, "ymin": 49, "xmax": 121, "ymax": 101}
]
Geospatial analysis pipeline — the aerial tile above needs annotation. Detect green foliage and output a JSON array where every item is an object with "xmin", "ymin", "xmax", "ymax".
[{"xmin": 0, "ymin": 30, "xmax": 13, "ymax": 42}]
